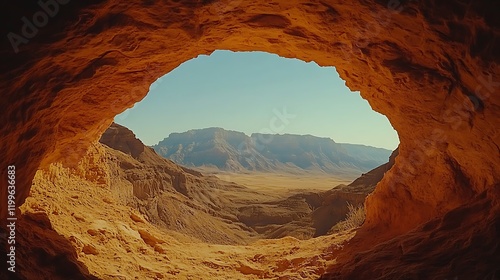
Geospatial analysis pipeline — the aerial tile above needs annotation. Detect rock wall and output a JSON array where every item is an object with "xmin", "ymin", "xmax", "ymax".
[{"xmin": 1, "ymin": 0, "xmax": 499, "ymax": 277}]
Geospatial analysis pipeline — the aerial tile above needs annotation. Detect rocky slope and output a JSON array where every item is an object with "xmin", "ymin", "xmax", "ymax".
[
  {"xmin": 1, "ymin": 140, "xmax": 355, "ymax": 280},
  {"xmin": 260, "ymin": 148, "xmax": 400, "ymax": 239},
  {"xmin": 0, "ymin": 120, "xmax": 399, "ymax": 279},
  {"xmin": 99, "ymin": 123, "xmax": 257, "ymax": 244},
  {"xmin": 153, "ymin": 127, "xmax": 391, "ymax": 177},
  {"xmin": 99, "ymin": 123, "xmax": 388, "ymax": 243}
]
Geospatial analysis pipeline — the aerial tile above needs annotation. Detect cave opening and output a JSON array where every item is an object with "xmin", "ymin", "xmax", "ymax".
[
  {"xmin": 2, "ymin": 0, "xmax": 499, "ymax": 279},
  {"xmin": 103, "ymin": 49, "xmax": 399, "ymax": 243}
]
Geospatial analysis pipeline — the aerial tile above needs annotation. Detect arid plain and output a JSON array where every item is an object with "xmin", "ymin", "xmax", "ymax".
[{"xmin": 14, "ymin": 123, "xmax": 381, "ymax": 279}]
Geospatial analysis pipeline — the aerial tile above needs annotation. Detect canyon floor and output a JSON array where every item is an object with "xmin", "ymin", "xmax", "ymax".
[
  {"xmin": 0, "ymin": 123, "xmax": 382, "ymax": 279},
  {"xmin": 16, "ymin": 144, "xmax": 358, "ymax": 280},
  {"xmin": 197, "ymin": 168, "xmax": 353, "ymax": 200},
  {"xmin": 4, "ymin": 123, "xmax": 386, "ymax": 280},
  {"xmin": 5, "ymin": 123, "xmax": 494, "ymax": 280},
  {"xmin": 20, "ymin": 160, "xmax": 354, "ymax": 279}
]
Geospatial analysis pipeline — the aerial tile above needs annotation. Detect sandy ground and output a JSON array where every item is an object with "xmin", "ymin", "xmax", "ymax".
[
  {"xmin": 199, "ymin": 169, "xmax": 352, "ymax": 199},
  {"xmin": 19, "ymin": 145, "xmax": 356, "ymax": 280}
]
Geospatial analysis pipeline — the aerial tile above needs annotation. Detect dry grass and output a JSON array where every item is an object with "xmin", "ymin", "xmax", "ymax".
[{"xmin": 337, "ymin": 202, "xmax": 366, "ymax": 232}]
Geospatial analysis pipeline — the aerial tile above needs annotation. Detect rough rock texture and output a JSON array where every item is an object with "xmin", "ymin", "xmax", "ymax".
[
  {"xmin": 1, "ymin": 0, "xmax": 499, "ymax": 278},
  {"xmin": 320, "ymin": 148, "xmax": 400, "ymax": 235},
  {"xmin": 345, "ymin": 147, "xmax": 399, "ymax": 194},
  {"xmin": 263, "ymin": 149, "xmax": 399, "ymax": 239}
]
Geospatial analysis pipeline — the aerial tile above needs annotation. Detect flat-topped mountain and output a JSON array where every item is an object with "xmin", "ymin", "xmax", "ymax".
[
  {"xmin": 97, "ymin": 123, "xmax": 397, "ymax": 243},
  {"xmin": 152, "ymin": 127, "xmax": 392, "ymax": 177}
]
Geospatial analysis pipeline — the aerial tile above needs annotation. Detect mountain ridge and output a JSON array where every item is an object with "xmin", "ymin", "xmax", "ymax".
[
  {"xmin": 156, "ymin": 127, "xmax": 392, "ymax": 148},
  {"xmin": 152, "ymin": 127, "xmax": 392, "ymax": 177},
  {"xmin": 97, "ymin": 123, "xmax": 397, "ymax": 244}
]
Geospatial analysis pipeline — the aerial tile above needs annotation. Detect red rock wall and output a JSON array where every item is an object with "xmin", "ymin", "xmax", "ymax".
[{"xmin": 1, "ymin": 0, "xmax": 499, "ymax": 258}]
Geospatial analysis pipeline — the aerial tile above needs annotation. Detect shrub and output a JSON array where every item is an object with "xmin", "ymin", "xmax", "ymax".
[{"xmin": 337, "ymin": 202, "xmax": 365, "ymax": 232}]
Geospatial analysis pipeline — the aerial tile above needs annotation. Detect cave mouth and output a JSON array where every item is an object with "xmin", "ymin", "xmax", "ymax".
[
  {"xmin": 3, "ymin": 0, "xmax": 499, "ymax": 278},
  {"xmin": 103, "ymin": 49, "xmax": 399, "ymax": 242},
  {"xmin": 116, "ymin": 50, "xmax": 399, "ymax": 152}
]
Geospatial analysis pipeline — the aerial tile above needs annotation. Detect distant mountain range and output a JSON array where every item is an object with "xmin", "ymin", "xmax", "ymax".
[
  {"xmin": 152, "ymin": 127, "xmax": 392, "ymax": 177},
  {"xmin": 99, "ymin": 123, "xmax": 397, "ymax": 242}
]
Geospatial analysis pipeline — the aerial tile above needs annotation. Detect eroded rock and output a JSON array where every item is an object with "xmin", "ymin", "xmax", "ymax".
[{"xmin": 1, "ymin": 0, "xmax": 499, "ymax": 278}]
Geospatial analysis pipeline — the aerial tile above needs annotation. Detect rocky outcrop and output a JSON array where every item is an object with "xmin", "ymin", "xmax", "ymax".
[
  {"xmin": 101, "ymin": 123, "xmax": 389, "ymax": 242},
  {"xmin": 1, "ymin": 0, "xmax": 499, "ymax": 278},
  {"xmin": 99, "ymin": 123, "xmax": 258, "ymax": 244},
  {"xmin": 100, "ymin": 122, "xmax": 146, "ymax": 159},
  {"xmin": 263, "ymin": 148, "xmax": 399, "ymax": 238},
  {"xmin": 153, "ymin": 127, "xmax": 391, "ymax": 176},
  {"xmin": 346, "ymin": 147, "xmax": 399, "ymax": 194}
]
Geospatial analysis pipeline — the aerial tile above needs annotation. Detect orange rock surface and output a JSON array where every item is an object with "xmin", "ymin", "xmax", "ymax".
[{"xmin": 1, "ymin": 0, "xmax": 499, "ymax": 278}]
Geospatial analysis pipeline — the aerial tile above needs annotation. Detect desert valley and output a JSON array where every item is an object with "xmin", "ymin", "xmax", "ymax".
[
  {"xmin": 2, "ymin": 1, "xmax": 499, "ymax": 279},
  {"xmin": 107, "ymin": 124, "xmax": 395, "ymax": 242},
  {"xmin": 8, "ymin": 122, "xmax": 396, "ymax": 279}
]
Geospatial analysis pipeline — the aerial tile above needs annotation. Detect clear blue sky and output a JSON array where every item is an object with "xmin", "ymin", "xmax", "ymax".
[{"xmin": 115, "ymin": 50, "xmax": 399, "ymax": 150}]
